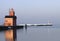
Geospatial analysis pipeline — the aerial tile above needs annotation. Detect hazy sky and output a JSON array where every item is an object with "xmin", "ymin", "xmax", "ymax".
[{"xmin": 0, "ymin": 0, "xmax": 60, "ymax": 25}]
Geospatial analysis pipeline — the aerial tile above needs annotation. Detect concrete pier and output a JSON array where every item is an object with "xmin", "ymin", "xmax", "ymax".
[{"xmin": 18, "ymin": 23, "xmax": 52, "ymax": 26}]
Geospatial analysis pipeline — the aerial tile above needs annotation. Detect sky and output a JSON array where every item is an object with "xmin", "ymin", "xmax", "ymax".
[{"xmin": 0, "ymin": 0, "xmax": 60, "ymax": 25}]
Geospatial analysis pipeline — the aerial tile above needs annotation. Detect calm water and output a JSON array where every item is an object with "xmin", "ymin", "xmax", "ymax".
[{"xmin": 0, "ymin": 25, "xmax": 60, "ymax": 41}]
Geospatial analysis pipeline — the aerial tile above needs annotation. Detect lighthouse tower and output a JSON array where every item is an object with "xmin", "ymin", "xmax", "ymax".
[{"xmin": 4, "ymin": 8, "xmax": 17, "ymax": 26}]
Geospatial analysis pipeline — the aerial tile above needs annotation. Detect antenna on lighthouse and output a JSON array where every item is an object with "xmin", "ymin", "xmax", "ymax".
[{"xmin": 9, "ymin": 8, "xmax": 15, "ymax": 16}]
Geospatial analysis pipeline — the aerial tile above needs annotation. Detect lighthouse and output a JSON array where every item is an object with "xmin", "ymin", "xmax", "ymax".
[{"xmin": 4, "ymin": 8, "xmax": 17, "ymax": 26}]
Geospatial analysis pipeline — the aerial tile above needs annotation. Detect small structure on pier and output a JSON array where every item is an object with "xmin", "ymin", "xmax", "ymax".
[{"xmin": 4, "ymin": 8, "xmax": 17, "ymax": 26}]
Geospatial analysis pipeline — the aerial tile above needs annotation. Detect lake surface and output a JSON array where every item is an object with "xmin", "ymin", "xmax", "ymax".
[{"xmin": 0, "ymin": 25, "xmax": 60, "ymax": 41}]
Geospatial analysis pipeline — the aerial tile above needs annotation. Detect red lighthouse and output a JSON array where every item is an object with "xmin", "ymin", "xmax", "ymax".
[{"xmin": 4, "ymin": 8, "xmax": 17, "ymax": 26}]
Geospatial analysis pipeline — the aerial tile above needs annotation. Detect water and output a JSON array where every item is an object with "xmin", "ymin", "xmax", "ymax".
[{"xmin": 0, "ymin": 26, "xmax": 60, "ymax": 41}]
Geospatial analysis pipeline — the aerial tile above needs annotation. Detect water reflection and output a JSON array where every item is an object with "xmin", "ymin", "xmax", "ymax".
[
  {"xmin": 4, "ymin": 26, "xmax": 24, "ymax": 41},
  {"xmin": 0, "ymin": 26, "xmax": 60, "ymax": 41},
  {"xmin": 25, "ymin": 24, "xmax": 27, "ymax": 33},
  {"xmin": 4, "ymin": 27, "xmax": 17, "ymax": 41},
  {"xmin": 25, "ymin": 24, "xmax": 27, "ymax": 30}
]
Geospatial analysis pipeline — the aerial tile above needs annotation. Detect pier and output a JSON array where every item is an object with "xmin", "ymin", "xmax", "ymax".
[
  {"xmin": 18, "ymin": 23, "xmax": 52, "ymax": 26},
  {"xmin": 0, "ymin": 8, "xmax": 52, "ymax": 30}
]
